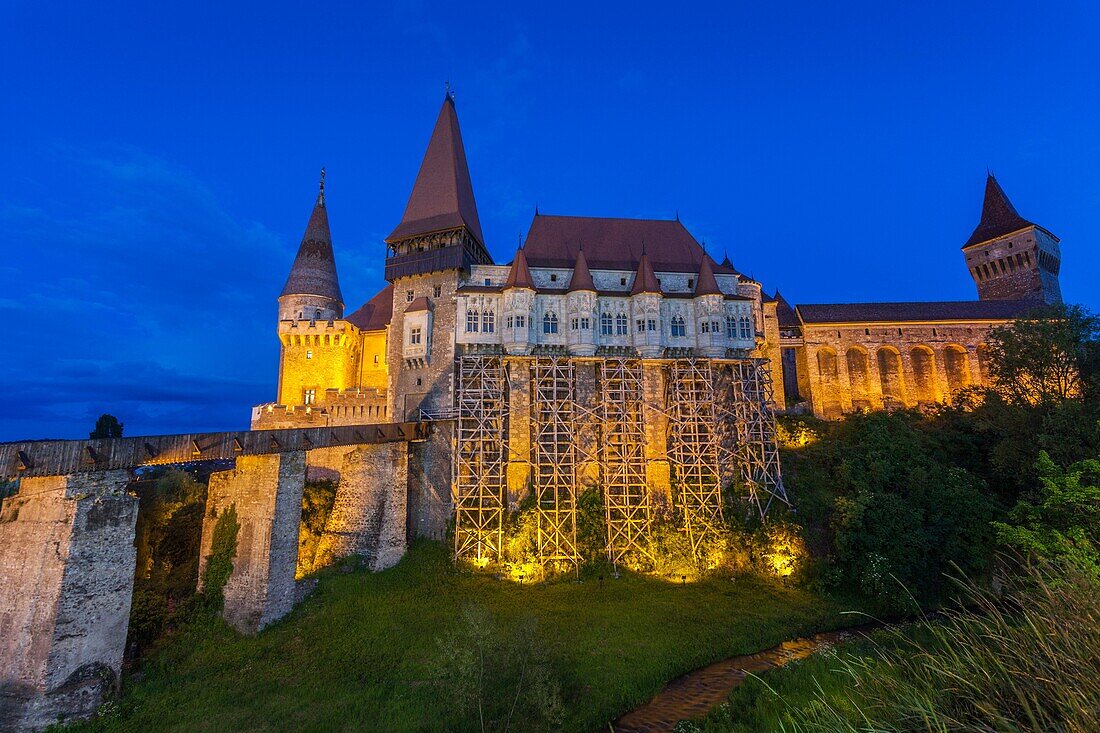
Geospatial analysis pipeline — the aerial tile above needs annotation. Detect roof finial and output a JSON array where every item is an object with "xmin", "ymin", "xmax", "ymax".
[
  {"xmin": 445, "ymin": 80, "xmax": 455, "ymax": 103},
  {"xmin": 675, "ymin": 209, "xmax": 680, "ymax": 222},
  {"xmin": 535, "ymin": 202, "xmax": 540, "ymax": 216},
  {"xmin": 318, "ymin": 166, "xmax": 326, "ymax": 205}
]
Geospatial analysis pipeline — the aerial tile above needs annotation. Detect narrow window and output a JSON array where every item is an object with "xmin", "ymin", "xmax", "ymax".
[
  {"xmin": 571, "ymin": 317, "xmax": 579, "ymax": 331},
  {"xmin": 482, "ymin": 310, "xmax": 495, "ymax": 333},
  {"xmin": 726, "ymin": 315, "xmax": 736, "ymax": 339},
  {"xmin": 701, "ymin": 320, "xmax": 710, "ymax": 334},
  {"xmin": 484, "ymin": 278, "xmax": 491, "ymax": 286},
  {"xmin": 688, "ymin": 278, "xmax": 694, "ymax": 290},
  {"xmin": 373, "ymin": 354, "xmax": 379, "ymax": 364},
  {"xmin": 739, "ymin": 317, "xmax": 751, "ymax": 339},
  {"xmin": 466, "ymin": 309, "xmax": 479, "ymax": 333},
  {"xmin": 711, "ymin": 319, "xmax": 720, "ymax": 334},
  {"xmin": 600, "ymin": 312, "xmax": 613, "ymax": 335},
  {"xmin": 410, "ymin": 327, "xmax": 422, "ymax": 344},
  {"xmin": 406, "ymin": 290, "xmax": 414, "ymax": 302},
  {"xmin": 636, "ymin": 319, "xmax": 646, "ymax": 333},
  {"xmin": 647, "ymin": 318, "xmax": 657, "ymax": 331},
  {"xmin": 416, "ymin": 377, "xmax": 422, "ymax": 387},
  {"xmin": 433, "ymin": 285, "xmax": 442, "ymax": 298},
  {"xmin": 543, "ymin": 312, "xmax": 558, "ymax": 334},
  {"xmin": 620, "ymin": 277, "xmax": 627, "ymax": 286},
  {"xmin": 616, "ymin": 313, "xmax": 628, "ymax": 335},
  {"xmin": 516, "ymin": 315, "xmax": 526, "ymax": 328},
  {"xmin": 550, "ymin": 273, "xmax": 558, "ymax": 282},
  {"xmin": 306, "ymin": 349, "xmax": 313, "ymax": 359},
  {"xmin": 314, "ymin": 309, "xmax": 322, "ymax": 320},
  {"xmin": 303, "ymin": 389, "xmax": 316, "ymax": 405},
  {"xmin": 507, "ymin": 315, "xmax": 514, "ymax": 328},
  {"xmin": 581, "ymin": 317, "xmax": 590, "ymax": 329}
]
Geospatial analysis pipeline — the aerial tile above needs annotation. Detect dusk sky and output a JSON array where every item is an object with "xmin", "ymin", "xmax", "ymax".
[{"xmin": 1, "ymin": 1, "xmax": 1098, "ymax": 441}]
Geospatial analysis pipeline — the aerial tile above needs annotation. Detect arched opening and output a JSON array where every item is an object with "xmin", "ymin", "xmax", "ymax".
[
  {"xmin": 944, "ymin": 345, "xmax": 970, "ymax": 397},
  {"xmin": 846, "ymin": 347, "xmax": 871, "ymax": 411},
  {"xmin": 877, "ymin": 347, "xmax": 905, "ymax": 409},
  {"xmin": 910, "ymin": 346, "xmax": 937, "ymax": 405},
  {"xmin": 816, "ymin": 347, "xmax": 842, "ymax": 419}
]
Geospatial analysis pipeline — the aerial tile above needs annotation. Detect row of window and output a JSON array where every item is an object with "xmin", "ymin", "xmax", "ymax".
[
  {"xmin": 406, "ymin": 285, "xmax": 444, "ymax": 302},
  {"xmin": 470, "ymin": 311, "xmax": 752, "ymax": 338},
  {"xmin": 972, "ymin": 250, "xmax": 1031, "ymax": 282},
  {"xmin": 465, "ymin": 309, "xmax": 495, "ymax": 333}
]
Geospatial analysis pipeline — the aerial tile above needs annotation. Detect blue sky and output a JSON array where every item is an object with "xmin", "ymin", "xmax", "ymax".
[{"xmin": 1, "ymin": 1, "xmax": 1098, "ymax": 440}]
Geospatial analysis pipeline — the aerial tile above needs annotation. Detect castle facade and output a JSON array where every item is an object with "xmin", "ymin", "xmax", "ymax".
[{"xmin": 252, "ymin": 94, "xmax": 1063, "ymax": 551}]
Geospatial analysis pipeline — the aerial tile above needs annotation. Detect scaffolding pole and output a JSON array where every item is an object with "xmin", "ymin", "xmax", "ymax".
[
  {"xmin": 728, "ymin": 359, "xmax": 790, "ymax": 519},
  {"xmin": 667, "ymin": 358, "xmax": 724, "ymax": 555},
  {"xmin": 530, "ymin": 357, "xmax": 579, "ymax": 563},
  {"xmin": 599, "ymin": 358, "xmax": 651, "ymax": 563},
  {"xmin": 454, "ymin": 355, "xmax": 508, "ymax": 562}
]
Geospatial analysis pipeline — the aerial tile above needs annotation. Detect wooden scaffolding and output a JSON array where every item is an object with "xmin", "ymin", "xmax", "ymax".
[
  {"xmin": 453, "ymin": 355, "xmax": 508, "ymax": 562},
  {"xmin": 599, "ymin": 358, "xmax": 651, "ymax": 563},
  {"xmin": 530, "ymin": 357, "xmax": 579, "ymax": 562},
  {"xmin": 728, "ymin": 359, "xmax": 790, "ymax": 518},
  {"xmin": 667, "ymin": 359, "xmax": 724, "ymax": 554}
]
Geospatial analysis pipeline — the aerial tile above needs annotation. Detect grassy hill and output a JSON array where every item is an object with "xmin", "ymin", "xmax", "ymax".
[{"xmin": 76, "ymin": 541, "xmax": 864, "ymax": 732}]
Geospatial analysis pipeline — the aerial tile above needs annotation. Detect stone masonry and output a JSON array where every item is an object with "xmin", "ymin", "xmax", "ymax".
[
  {"xmin": 198, "ymin": 452, "xmax": 305, "ymax": 634},
  {"xmin": 0, "ymin": 470, "xmax": 137, "ymax": 732}
]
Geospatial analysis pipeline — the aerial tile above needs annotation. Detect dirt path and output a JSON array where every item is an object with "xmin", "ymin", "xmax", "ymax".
[{"xmin": 610, "ymin": 626, "xmax": 871, "ymax": 732}]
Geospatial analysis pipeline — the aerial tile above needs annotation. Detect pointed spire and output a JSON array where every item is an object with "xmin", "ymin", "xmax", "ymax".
[
  {"xmin": 694, "ymin": 253, "xmax": 722, "ymax": 296},
  {"xmin": 387, "ymin": 95, "xmax": 485, "ymax": 245},
  {"xmin": 504, "ymin": 247, "xmax": 535, "ymax": 289},
  {"xmin": 721, "ymin": 249, "xmax": 732, "ymax": 268},
  {"xmin": 568, "ymin": 247, "xmax": 595, "ymax": 292},
  {"xmin": 963, "ymin": 173, "xmax": 1035, "ymax": 248},
  {"xmin": 629, "ymin": 251, "xmax": 662, "ymax": 296},
  {"xmin": 281, "ymin": 180, "xmax": 343, "ymax": 305}
]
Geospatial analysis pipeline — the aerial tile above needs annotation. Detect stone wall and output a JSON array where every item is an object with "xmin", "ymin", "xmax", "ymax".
[
  {"xmin": 407, "ymin": 423, "xmax": 453, "ymax": 541},
  {"xmin": 0, "ymin": 471, "xmax": 137, "ymax": 731},
  {"xmin": 388, "ymin": 272, "xmax": 459, "ymax": 421},
  {"xmin": 311, "ymin": 443, "xmax": 408, "ymax": 571},
  {"xmin": 198, "ymin": 452, "xmax": 305, "ymax": 634}
]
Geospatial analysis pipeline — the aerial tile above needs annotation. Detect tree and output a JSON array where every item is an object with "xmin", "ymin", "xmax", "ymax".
[
  {"xmin": 986, "ymin": 304, "xmax": 1100, "ymax": 407},
  {"xmin": 90, "ymin": 413, "xmax": 124, "ymax": 439}
]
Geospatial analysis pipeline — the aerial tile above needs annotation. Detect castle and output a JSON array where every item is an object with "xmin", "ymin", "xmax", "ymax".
[{"xmin": 252, "ymin": 93, "xmax": 1063, "ymax": 559}]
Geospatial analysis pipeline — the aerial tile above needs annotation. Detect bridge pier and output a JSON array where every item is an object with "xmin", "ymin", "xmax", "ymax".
[
  {"xmin": 0, "ymin": 470, "xmax": 137, "ymax": 731},
  {"xmin": 198, "ymin": 452, "xmax": 305, "ymax": 634}
]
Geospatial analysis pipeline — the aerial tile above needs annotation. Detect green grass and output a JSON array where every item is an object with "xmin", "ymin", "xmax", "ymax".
[{"xmin": 77, "ymin": 540, "xmax": 863, "ymax": 733}]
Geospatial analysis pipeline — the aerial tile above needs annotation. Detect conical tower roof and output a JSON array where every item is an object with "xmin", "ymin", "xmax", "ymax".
[
  {"xmin": 963, "ymin": 174, "xmax": 1036, "ymax": 248},
  {"xmin": 387, "ymin": 94, "xmax": 485, "ymax": 246},
  {"xmin": 281, "ymin": 173, "xmax": 343, "ymax": 305},
  {"xmin": 694, "ymin": 254, "xmax": 722, "ymax": 296},
  {"xmin": 629, "ymin": 251, "xmax": 662, "ymax": 295},
  {"xmin": 568, "ymin": 247, "xmax": 596, "ymax": 291},
  {"xmin": 504, "ymin": 247, "xmax": 535, "ymax": 289}
]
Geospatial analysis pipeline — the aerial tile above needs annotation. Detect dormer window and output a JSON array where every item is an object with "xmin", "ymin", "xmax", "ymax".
[
  {"xmin": 550, "ymin": 274, "xmax": 558, "ymax": 282},
  {"xmin": 620, "ymin": 277, "xmax": 627, "ymax": 286},
  {"xmin": 688, "ymin": 278, "xmax": 694, "ymax": 290}
]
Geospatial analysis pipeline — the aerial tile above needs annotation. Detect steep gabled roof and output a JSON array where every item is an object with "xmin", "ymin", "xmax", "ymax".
[
  {"xmin": 405, "ymin": 296, "xmax": 432, "ymax": 314},
  {"xmin": 568, "ymin": 247, "xmax": 596, "ymax": 291},
  {"xmin": 504, "ymin": 247, "xmax": 536, "ymax": 289},
  {"xmin": 281, "ymin": 180, "xmax": 343, "ymax": 304},
  {"xmin": 346, "ymin": 284, "xmax": 394, "ymax": 331},
  {"xmin": 386, "ymin": 94, "xmax": 485, "ymax": 245},
  {"xmin": 629, "ymin": 251, "xmax": 662, "ymax": 295},
  {"xmin": 694, "ymin": 254, "xmax": 722, "ymax": 296},
  {"xmin": 774, "ymin": 291, "xmax": 801, "ymax": 328},
  {"xmin": 523, "ymin": 214, "xmax": 706, "ymax": 272},
  {"xmin": 963, "ymin": 174, "xmax": 1040, "ymax": 248}
]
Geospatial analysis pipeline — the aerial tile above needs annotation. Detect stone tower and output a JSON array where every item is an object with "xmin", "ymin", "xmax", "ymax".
[
  {"xmin": 277, "ymin": 174, "xmax": 359, "ymax": 407},
  {"xmin": 383, "ymin": 92, "xmax": 493, "ymax": 420},
  {"xmin": 962, "ymin": 174, "xmax": 1062, "ymax": 304}
]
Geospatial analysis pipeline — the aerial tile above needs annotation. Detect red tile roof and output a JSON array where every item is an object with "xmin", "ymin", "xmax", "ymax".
[
  {"xmin": 694, "ymin": 254, "xmax": 721, "ymax": 296},
  {"xmin": 796, "ymin": 299, "xmax": 1035, "ymax": 325},
  {"xmin": 963, "ymin": 174, "xmax": 1045, "ymax": 248},
  {"xmin": 346, "ymin": 284, "xmax": 393, "ymax": 331},
  {"xmin": 522, "ymin": 214, "xmax": 707, "ymax": 272},
  {"xmin": 504, "ymin": 247, "xmax": 536, "ymax": 289},
  {"xmin": 629, "ymin": 251, "xmax": 662, "ymax": 295},
  {"xmin": 281, "ymin": 188, "xmax": 343, "ymax": 304},
  {"xmin": 404, "ymin": 296, "xmax": 432, "ymax": 314},
  {"xmin": 568, "ymin": 247, "xmax": 596, "ymax": 291},
  {"xmin": 386, "ymin": 95, "xmax": 485, "ymax": 246}
]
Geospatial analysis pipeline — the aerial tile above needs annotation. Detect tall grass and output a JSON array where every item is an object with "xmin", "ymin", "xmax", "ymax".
[{"xmin": 711, "ymin": 561, "xmax": 1100, "ymax": 733}]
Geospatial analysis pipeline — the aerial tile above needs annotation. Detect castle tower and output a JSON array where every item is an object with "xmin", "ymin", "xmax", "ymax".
[
  {"xmin": 275, "ymin": 173, "xmax": 359, "ymax": 407},
  {"xmin": 566, "ymin": 246, "xmax": 597, "ymax": 356},
  {"xmin": 629, "ymin": 250, "xmax": 663, "ymax": 358},
  {"xmin": 384, "ymin": 92, "xmax": 493, "ymax": 419},
  {"xmin": 693, "ymin": 254, "xmax": 725, "ymax": 358},
  {"xmin": 963, "ymin": 174, "xmax": 1062, "ymax": 304},
  {"xmin": 502, "ymin": 247, "xmax": 535, "ymax": 355},
  {"xmin": 279, "ymin": 170, "xmax": 344, "ymax": 322}
]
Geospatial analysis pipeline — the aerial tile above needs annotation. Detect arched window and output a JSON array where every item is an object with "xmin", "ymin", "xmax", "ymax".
[
  {"xmin": 482, "ymin": 309, "xmax": 495, "ymax": 333},
  {"xmin": 725, "ymin": 315, "xmax": 736, "ymax": 339},
  {"xmin": 543, "ymin": 312, "xmax": 558, "ymax": 334},
  {"xmin": 600, "ymin": 312, "xmax": 613, "ymax": 335},
  {"xmin": 466, "ymin": 309, "xmax": 479, "ymax": 333},
  {"xmin": 671, "ymin": 315, "xmax": 686, "ymax": 337},
  {"xmin": 615, "ymin": 313, "xmax": 628, "ymax": 335},
  {"xmin": 314, "ymin": 309, "xmax": 322, "ymax": 320}
]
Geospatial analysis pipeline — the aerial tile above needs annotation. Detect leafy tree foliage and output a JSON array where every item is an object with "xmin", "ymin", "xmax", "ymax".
[
  {"xmin": 994, "ymin": 452, "xmax": 1100, "ymax": 576},
  {"xmin": 90, "ymin": 413, "xmax": 124, "ymax": 439}
]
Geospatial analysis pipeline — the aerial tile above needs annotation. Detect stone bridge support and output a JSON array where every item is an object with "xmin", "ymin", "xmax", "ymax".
[
  {"xmin": 310, "ymin": 443, "xmax": 409, "ymax": 572},
  {"xmin": 0, "ymin": 471, "xmax": 137, "ymax": 731},
  {"xmin": 198, "ymin": 452, "xmax": 305, "ymax": 634}
]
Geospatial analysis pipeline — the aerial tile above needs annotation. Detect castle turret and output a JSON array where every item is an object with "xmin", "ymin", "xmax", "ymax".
[
  {"xmin": 502, "ymin": 247, "xmax": 535, "ymax": 355},
  {"xmin": 279, "ymin": 170, "xmax": 344, "ymax": 322},
  {"xmin": 693, "ymin": 254, "xmax": 726, "ymax": 358},
  {"xmin": 630, "ymin": 250, "xmax": 663, "ymax": 358},
  {"xmin": 566, "ymin": 247, "xmax": 597, "ymax": 356},
  {"xmin": 963, "ymin": 174, "xmax": 1062, "ymax": 304}
]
